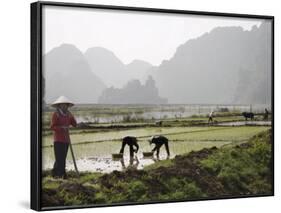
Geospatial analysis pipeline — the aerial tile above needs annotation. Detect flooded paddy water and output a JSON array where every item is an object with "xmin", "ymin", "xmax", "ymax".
[
  {"xmin": 42, "ymin": 125, "xmax": 270, "ymax": 173},
  {"xmin": 217, "ymin": 120, "xmax": 271, "ymax": 126}
]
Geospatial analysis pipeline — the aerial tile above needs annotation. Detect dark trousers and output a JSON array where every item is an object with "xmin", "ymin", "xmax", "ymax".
[
  {"xmin": 152, "ymin": 144, "xmax": 162, "ymax": 157},
  {"xmin": 119, "ymin": 142, "xmax": 135, "ymax": 157},
  {"xmin": 52, "ymin": 142, "xmax": 69, "ymax": 178},
  {"xmin": 152, "ymin": 142, "xmax": 170, "ymax": 158}
]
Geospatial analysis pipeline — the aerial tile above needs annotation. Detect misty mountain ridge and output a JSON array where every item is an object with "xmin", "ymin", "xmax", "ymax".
[
  {"xmin": 44, "ymin": 44, "xmax": 154, "ymax": 104},
  {"xmin": 85, "ymin": 47, "xmax": 153, "ymax": 88},
  {"xmin": 150, "ymin": 23, "xmax": 271, "ymax": 105},
  {"xmin": 44, "ymin": 23, "xmax": 271, "ymax": 105},
  {"xmin": 43, "ymin": 44, "xmax": 106, "ymax": 104}
]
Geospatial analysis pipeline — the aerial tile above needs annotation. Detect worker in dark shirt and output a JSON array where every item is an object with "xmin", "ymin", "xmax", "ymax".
[
  {"xmin": 119, "ymin": 136, "xmax": 139, "ymax": 158},
  {"xmin": 264, "ymin": 108, "xmax": 269, "ymax": 120},
  {"xmin": 149, "ymin": 135, "xmax": 170, "ymax": 159}
]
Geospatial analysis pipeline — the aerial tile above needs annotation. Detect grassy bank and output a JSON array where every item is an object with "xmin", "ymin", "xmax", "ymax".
[{"xmin": 42, "ymin": 129, "xmax": 272, "ymax": 208}]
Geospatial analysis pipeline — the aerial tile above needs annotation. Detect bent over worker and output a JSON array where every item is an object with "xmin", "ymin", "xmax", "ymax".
[
  {"xmin": 119, "ymin": 136, "xmax": 139, "ymax": 158},
  {"xmin": 50, "ymin": 96, "xmax": 77, "ymax": 178},
  {"xmin": 149, "ymin": 135, "xmax": 170, "ymax": 159}
]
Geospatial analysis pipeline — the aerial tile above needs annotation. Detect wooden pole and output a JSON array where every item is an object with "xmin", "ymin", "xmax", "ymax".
[
  {"xmin": 69, "ymin": 142, "xmax": 80, "ymax": 178},
  {"xmin": 66, "ymin": 127, "xmax": 80, "ymax": 178}
]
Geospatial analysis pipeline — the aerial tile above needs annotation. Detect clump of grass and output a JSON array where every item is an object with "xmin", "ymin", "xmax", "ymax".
[
  {"xmin": 200, "ymin": 129, "xmax": 272, "ymax": 195},
  {"xmin": 144, "ymin": 158, "xmax": 173, "ymax": 170},
  {"xmin": 122, "ymin": 114, "xmax": 146, "ymax": 123}
]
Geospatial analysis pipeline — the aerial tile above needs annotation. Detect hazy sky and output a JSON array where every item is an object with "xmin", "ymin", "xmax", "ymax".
[{"xmin": 42, "ymin": 5, "xmax": 262, "ymax": 66}]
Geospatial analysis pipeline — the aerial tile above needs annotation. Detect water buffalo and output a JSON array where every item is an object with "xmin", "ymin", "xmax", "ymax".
[{"xmin": 242, "ymin": 112, "xmax": 254, "ymax": 121}]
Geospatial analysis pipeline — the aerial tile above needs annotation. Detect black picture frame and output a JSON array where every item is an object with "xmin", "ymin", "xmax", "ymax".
[{"xmin": 31, "ymin": 1, "xmax": 274, "ymax": 211}]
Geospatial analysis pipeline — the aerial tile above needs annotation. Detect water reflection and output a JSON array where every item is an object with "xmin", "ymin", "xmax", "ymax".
[
  {"xmin": 120, "ymin": 156, "xmax": 139, "ymax": 170},
  {"xmin": 43, "ymin": 140, "xmax": 232, "ymax": 173}
]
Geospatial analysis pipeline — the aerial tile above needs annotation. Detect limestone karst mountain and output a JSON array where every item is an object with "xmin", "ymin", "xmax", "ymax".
[
  {"xmin": 43, "ymin": 44, "xmax": 106, "ymax": 104},
  {"xmin": 149, "ymin": 22, "xmax": 271, "ymax": 105},
  {"xmin": 43, "ymin": 22, "xmax": 271, "ymax": 105},
  {"xmin": 98, "ymin": 76, "xmax": 168, "ymax": 104},
  {"xmin": 84, "ymin": 47, "xmax": 153, "ymax": 88}
]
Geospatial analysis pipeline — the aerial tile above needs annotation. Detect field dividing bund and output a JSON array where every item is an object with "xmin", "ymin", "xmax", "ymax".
[{"xmin": 42, "ymin": 126, "xmax": 269, "ymax": 147}]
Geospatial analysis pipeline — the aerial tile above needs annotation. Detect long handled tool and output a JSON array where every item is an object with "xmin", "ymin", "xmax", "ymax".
[
  {"xmin": 65, "ymin": 127, "xmax": 80, "ymax": 178},
  {"xmin": 69, "ymin": 141, "xmax": 80, "ymax": 178}
]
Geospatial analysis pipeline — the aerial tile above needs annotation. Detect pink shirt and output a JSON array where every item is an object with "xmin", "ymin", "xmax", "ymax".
[{"xmin": 50, "ymin": 111, "xmax": 77, "ymax": 143}]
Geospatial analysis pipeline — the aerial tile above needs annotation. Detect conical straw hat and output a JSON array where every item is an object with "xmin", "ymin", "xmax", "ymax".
[{"xmin": 51, "ymin": 96, "xmax": 74, "ymax": 107}]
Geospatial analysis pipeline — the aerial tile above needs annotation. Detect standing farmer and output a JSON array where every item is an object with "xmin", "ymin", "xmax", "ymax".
[
  {"xmin": 50, "ymin": 96, "xmax": 77, "ymax": 178},
  {"xmin": 149, "ymin": 135, "xmax": 170, "ymax": 159},
  {"xmin": 208, "ymin": 111, "xmax": 214, "ymax": 124},
  {"xmin": 264, "ymin": 108, "xmax": 269, "ymax": 120}
]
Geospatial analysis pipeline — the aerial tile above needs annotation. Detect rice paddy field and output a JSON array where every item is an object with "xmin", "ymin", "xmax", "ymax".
[
  {"xmin": 42, "ymin": 104, "xmax": 271, "ymax": 173},
  {"xmin": 42, "ymin": 129, "xmax": 273, "ymax": 207}
]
